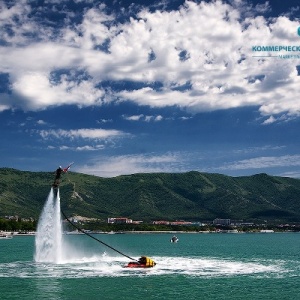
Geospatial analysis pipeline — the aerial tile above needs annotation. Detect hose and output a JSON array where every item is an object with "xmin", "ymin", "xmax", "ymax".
[{"xmin": 61, "ymin": 209, "xmax": 138, "ymax": 262}]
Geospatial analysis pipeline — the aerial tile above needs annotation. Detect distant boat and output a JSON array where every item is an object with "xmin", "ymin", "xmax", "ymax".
[
  {"xmin": 0, "ymin": 233, "xmax": 13, "ymax": 239},
  {"xmin": 170, "ymin": 235, "xmax": 179, "ymax": 243}
]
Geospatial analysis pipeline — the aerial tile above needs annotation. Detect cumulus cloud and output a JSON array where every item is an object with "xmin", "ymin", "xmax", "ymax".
[
  {"xmin": 9, "ymin": 71, "xmax": 105, "ymax": 110},
  {"xmin": 1, "ymin": 0, "xmax": 300, "ymax": 118}
]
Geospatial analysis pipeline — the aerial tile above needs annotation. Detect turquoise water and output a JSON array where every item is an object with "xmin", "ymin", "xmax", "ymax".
[{"xmin": 0, "ymin": 233, "xmax": 299, "ymax": 299}]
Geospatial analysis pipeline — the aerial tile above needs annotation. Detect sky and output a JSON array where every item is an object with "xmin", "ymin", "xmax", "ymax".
[{"xmin": 0, "ymin": 0, "xmax": 300, "ymax": 178}]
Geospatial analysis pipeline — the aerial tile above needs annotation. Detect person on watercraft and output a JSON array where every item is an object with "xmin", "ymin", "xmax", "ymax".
[
  {"xmin": 138, "ymin": 256, "xmax": 147, "ymax": 265},
  {"xmin": 125, "ymin": 256, "xmax": 156, "ymax": 268},
  {"xmin": 138, "ymin": 256, "xmax": 156, "ymax": 267},
  {"xmin": 171, "ymin": 235, "xmax": 178, "ymax": 243}
]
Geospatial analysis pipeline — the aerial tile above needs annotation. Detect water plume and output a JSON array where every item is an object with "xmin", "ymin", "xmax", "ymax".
[{"xmin": 34, "ymin": 188, "xmax": 63, "ymax": 263}]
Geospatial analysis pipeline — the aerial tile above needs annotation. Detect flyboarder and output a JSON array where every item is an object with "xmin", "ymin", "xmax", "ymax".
[{"xmin": 52, "ymin": 162, "xmax": 73, "ymax": 188}]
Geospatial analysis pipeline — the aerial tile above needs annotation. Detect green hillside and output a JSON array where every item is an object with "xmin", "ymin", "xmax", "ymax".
[{"xmin": 1, "ymin": 168, "xmax": 300, "ymax": 222}]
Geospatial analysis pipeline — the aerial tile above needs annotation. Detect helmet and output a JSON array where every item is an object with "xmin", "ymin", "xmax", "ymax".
[{"xmin": 59, "ymin": 166, "xmax": 62, "ymax": 169}]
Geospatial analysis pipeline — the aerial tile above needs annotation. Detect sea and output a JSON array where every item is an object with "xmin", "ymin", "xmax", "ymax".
[{"xmin": 0, "ymin": 232, "xmax": 299, "ymax": 300}]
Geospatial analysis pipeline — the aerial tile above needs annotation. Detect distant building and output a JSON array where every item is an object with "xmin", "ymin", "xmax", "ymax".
[
  {"xmin": 152, "ymin": 220, "xmax": 196, "ymax": 226},
  {"xmin": 107, "ymin": 217, "xmax": 132, "ymax": 224},
  {"xmin": 69, "ymin": 216, "xmax": 98, "ymax": 223},
  {"xmin": 170, "ymin": 221, "xmax": 193, "ymax": 226},
  {"xmin": 152, "ymin": 220, "xmax": 170, "ymax": 225},
  {"xmin": 213, "ymin": 218, "xmax": 231, "ymax": 226},
  {"xmin": 232, "ymin": 222, "xmax": 254, "ymax": 226},
  {"xmin": 5, "ymin": 215, "xmax": 19, "ymax": 220},
  {"xmin": 132, "ymin": 220, "xmax": 143, "ymax": 224}
]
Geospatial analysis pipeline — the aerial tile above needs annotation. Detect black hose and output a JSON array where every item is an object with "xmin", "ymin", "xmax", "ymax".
[{"xmin": 61, "ymin": 209, "xmax": 138, "ymax": 262}]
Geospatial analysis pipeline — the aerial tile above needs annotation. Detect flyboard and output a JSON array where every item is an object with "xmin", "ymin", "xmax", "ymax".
[{"xmin": 52, "ymin": 163, "xmax": 156, "ymax": 268}]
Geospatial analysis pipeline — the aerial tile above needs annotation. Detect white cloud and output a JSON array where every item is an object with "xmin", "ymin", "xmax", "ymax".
[
  {"xmin": 262, "ymin": 113, "xmax": 297, "ymax": 125},
  {"xmin": 220, "ymin": 155, "xmax": 300, "ymax": 170},
  {"xmin": 262, "ymin": 115, "xmax": 276, "ymax": 125},
  {"xmin": 0, "ymin": 0, "xmax": 34, "ymax": 45},
  {"xmin": 75, "ymin": 145, "xmax": 105, "ymax": 151},
  {"xmin": 154, "ymin": 115, "xmax": 163, "ymax": 121},
  {"xmin": 233, "ymin": 145, "xmax": 286, "ymax": 154},
  {"xmin": 37, "ymin": 120, "xmax": 47, "ymax": 125},
  {"xmin": 123, "ymin": 114, "xmax": 144, "ymax": 121},
  {"xmin": 47, "ymin": 144, "xmax": 105, "ymax": 151},
  {"xmin": 76, "ymin": 152, "xmax": 186, "ymax": 177},
  {"xmin": 59, "ymin": 145, "xmax": 70, "ymax": 150},
  {"xmin": 123, "ymin": 114, "xmax": 163, "ymax": 122},
  {"xmin": 97, "ymin": 119, "xmax": 112, "ymax": 123},
  {"xmin": 7, "ymin": 70, "xmax": 104, "ymax": 110},
  {"xmin": 279, "ymin": 170, "xmax": 300, "ymax": 178},
  {"xmin": 38, "ymin": 128, "xmax": 127, "ymax": 140},
  {"xmin": 1, "ymin": 0, "xmax": 300, "ymax": 118},
  {"xmin": 0, "ymin": 103, "xmax": 10, "ymax": 112}
]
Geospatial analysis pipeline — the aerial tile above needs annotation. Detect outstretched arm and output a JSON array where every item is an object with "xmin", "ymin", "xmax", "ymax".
[{"xmin": 63, "ymin": 162, "xmax": 74, "ymax": 172}]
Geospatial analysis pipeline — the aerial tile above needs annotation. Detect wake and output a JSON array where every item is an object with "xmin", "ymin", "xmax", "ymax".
[{"xmin": 1, "ymin": 255, "xmax": 285, "ymax": 278}]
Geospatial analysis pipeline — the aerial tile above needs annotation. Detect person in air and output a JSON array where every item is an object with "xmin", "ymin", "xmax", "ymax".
[
  {"xmin": 53, "ymin": 166, "xmax": 66, "ymax": 187},
  {"xmin": 52, "ymin": 163, "xmax": 73, "ymax": 188}
]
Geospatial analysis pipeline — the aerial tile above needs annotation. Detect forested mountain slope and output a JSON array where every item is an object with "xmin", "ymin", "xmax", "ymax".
[{"xmin": 1, "ymin": 168, "xmax": 300, "ymax": 222}]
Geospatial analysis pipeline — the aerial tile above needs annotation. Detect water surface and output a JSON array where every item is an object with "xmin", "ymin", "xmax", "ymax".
[{"xmin": 0, "ymin": 233, "xmax": 299, "ymax": 299}]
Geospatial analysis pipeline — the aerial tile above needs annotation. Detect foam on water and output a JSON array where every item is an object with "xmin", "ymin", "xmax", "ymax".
[{"xmin": 0, "ymin": 255, "xmax": 288, "ymax": 279}]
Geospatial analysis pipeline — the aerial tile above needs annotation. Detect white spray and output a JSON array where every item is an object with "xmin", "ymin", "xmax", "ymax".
[{"xmin": 34, "ymin": 188, "xmax": 63, "ymax": 263}]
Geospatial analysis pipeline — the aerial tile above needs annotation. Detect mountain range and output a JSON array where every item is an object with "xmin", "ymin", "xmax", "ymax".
[{"xmin": 1, "ymin": 168, "xmax": 300, "ymax": 223}]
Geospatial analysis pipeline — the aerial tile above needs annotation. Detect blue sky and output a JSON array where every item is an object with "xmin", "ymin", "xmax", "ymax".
[{"xmin": 1, "ymin": 0, "xmax": 300, "ymax": 178}]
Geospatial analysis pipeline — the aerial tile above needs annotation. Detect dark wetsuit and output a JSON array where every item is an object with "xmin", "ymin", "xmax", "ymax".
[
  {"xmin": 53, "ymin": 168, "xmax": 63, "ymax": 187},
  {"xmin": 55, "ymin": 168, "xmax": 63, "ymax": 180}
]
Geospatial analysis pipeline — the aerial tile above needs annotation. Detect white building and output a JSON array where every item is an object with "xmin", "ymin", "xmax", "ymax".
[
  {"xmin": 213, "ymin": 218, "xmax": 231, "ymax": 225},
  {"xmin": 107, "ymin": 217, "xmax": 132, "ymax": 224}
]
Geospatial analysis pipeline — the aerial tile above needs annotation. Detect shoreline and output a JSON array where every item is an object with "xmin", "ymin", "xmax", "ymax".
[{"xmin": 7, "ymin": 230, "xmax": 300, "ymax": 236}]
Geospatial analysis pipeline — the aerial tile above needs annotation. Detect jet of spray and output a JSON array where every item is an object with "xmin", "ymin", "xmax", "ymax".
[{"xmin": 34, "ymin": 188, "xmax": 63, "ymax": 263}]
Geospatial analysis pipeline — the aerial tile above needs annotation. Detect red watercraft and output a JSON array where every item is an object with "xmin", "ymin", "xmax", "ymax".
[{"xmin": 125, "ymin": 256, "xmax": 156, "ymax": 268}]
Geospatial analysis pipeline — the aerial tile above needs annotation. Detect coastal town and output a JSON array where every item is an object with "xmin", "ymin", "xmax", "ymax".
[{"xmin": 1, "ymin": 215, "xmax": 300, "ymax": 236}]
